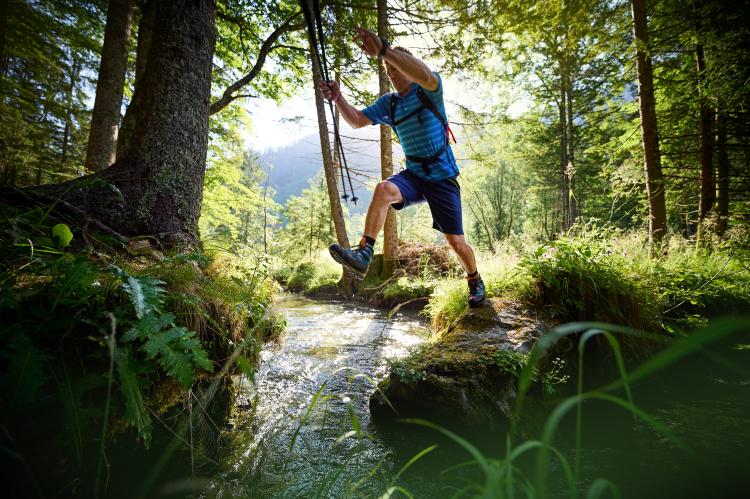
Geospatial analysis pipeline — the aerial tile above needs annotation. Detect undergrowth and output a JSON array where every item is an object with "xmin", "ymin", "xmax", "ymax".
[
  {"xmin": 0, "ymin": 200, "xmax": 282, "ymax": 496},
  {"xmin": 426, "ymin": 222, "xmax": 750, "ymax": 334}
]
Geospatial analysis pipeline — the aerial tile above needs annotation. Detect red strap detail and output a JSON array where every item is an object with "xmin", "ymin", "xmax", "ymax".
[{"xmin": 446, "ymin": 125, "xmax": 457, "ymax": 143}]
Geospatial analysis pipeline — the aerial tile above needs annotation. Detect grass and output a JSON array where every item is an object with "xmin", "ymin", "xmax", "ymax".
[
  {"xmin": 425, "ymin": 226, "xmax": 750, "ymax": 335},
  {"xmin": 280, "ymin": 251, "xmax": 342, "ymax": 294},
  {"xmin": 302, "ymin": 317, "xmax": 750, "ymax": 498}
]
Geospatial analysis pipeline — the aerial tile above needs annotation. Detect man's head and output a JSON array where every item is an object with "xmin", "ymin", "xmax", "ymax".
[{"xmin": 384, "ymin": 46, "xmax": 413, "ymax": 94}]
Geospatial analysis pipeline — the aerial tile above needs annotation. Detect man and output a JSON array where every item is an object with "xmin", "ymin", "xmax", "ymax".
[{"xmin": 320, "ymin": 26, "xmax": 485, "ymax": 307}]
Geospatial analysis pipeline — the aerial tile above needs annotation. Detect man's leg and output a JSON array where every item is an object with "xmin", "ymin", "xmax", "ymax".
[
  {"xmin": 363, "ymin": 181, "xmax": 403, "ymax": 240},
  {"xmin": 329, "ymin": 181, "xmax": 403, "ymax": 280},
  {"xmin": 444, "ymin": 233, "xmax": 485, "ymax": 307},
  {"xmin": 444, "ymin": 233, "xmax": 477, "ymax": 274}
]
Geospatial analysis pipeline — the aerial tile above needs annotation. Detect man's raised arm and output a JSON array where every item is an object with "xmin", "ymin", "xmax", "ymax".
[
  {"xmin": 319, "ymin": 80, "xmax": 372, "ymax": 129},
  {"xmin": 354, "ymin": 26, "xmax": 438, "ymax": 92}
]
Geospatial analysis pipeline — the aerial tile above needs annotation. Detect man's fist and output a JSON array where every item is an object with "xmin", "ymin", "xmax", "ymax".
[
  {"xmin": 354, "ymin": 26, "xmax": 382, "ymax": 58},
  {"xmin": 319, "ymin": 80, "xmax": 341, "ymax": 102}
]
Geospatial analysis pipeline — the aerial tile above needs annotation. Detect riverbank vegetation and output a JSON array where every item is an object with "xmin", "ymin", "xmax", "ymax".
[{"xmin": 2, "ymin": 0, "xmax": 749, "ymax": 496}]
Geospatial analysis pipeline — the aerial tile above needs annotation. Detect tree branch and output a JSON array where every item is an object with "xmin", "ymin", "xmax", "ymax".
[{"xmin": 210, "ymin": 14, "xmax": 304, "ymax": 115}]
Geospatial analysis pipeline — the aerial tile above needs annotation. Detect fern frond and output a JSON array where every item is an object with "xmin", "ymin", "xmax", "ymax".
[{"xmin": 115, "ymin": 346, "xmax": 152, "ymax": 447}]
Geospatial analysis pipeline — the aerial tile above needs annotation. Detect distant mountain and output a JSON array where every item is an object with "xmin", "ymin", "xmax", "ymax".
[{"xmin": 261, "ymin": 129, "xmax": 404, "ymax": 214}]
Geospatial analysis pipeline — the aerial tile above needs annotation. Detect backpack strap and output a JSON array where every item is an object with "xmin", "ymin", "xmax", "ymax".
[
  {"xmin": 390, "ymin": 93, "xmax": 424, "ymax": 126},
  {"xmin": 416, "ymin": 87, "xmax": 457, "ymax": 144}
]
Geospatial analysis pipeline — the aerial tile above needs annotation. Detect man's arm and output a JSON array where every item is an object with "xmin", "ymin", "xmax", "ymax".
[
  {"xmin": 319, "ymin": 80, "xmax": 372, "ymax": 129},
  {"xmin": 354, "ymin": 26, "xmax": 438, "ymax": 92}
]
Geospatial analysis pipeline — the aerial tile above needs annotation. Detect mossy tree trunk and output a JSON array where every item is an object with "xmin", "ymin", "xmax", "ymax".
[
  {"xmin": 84, "ymin": 0, "xmax": 133, "ymax": 172},
  {"xmin": 715, "ymin": 106, "xmax": 729, "ymax": 237},
  {"xmin": 39, "ymin": 0, "xmax": 217, "ymax": 247}
]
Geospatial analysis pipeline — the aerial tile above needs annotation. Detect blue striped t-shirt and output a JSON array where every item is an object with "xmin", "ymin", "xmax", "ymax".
[{"xmin": 362, "ymin": 72, "xmax": 458, "ymax": 181}]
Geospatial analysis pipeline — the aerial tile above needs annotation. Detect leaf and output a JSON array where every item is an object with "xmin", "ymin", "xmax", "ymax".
[
  {"xmin": 51, "ymin": 223, "xmax": 73, "ymax": 249},
  {"xmin": 123, "ymin": 312, "xmax": 175, "ymax": 342},
  {"xmin": 235, "ymin": 355, "xmax": 254, "ymax": 380},
  {"xmin": 141, "ymin": 326, "xmax": 204, "ymax": 389},
  {"xmin": 120, "ymin": 274, "xmax": 165, "ymax": 319},
  {"xmin": 115, "ymin": 346, "xmax": 152, "ymax": 447}
]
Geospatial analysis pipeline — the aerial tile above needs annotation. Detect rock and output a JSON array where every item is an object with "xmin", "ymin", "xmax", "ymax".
[{"xmin": 369, "ymin": 298, "xmax": 549, "ymax": 425}]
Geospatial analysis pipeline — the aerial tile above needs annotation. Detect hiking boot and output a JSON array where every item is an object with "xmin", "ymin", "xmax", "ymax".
[
  {"xmin": 329, "ymin": 241, "xmax": 373, "ymax": 281},
  {"xmin": 467, "ymin": 274, "xmax": 485, "ymax": 307}
]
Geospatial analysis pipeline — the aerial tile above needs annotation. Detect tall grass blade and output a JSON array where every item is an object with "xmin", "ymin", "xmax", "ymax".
[
  {"xmin": 402, "ymin": 419, "xmax": 490, "ymax": 477},
  {"xmin": 393, "ymin": 444, "xmax": 438, "ymax": 482},
  {"xmin": 289, "ymin": 382, "xmax": 328, "ymax": 451},
  {"xmin": 585, "ymin": 478, "xmax": 621, "ymax": 499}
]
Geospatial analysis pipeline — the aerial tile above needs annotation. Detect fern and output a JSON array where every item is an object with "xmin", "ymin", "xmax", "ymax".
[
  {"xmin": 111, "ymin": 266, "xmax": 164, "ymax": 319},
  {"xmin": 115, "ymin": 346, "xmax": 152, "ymax": 447},
  {"xmin": 141, "ymin": 326, "xmax": 211, "ymax": 389},
  {"xmin": 123, "ymin": 312, "xmax": 175, "ymax": 342},
  {"xmin": 114, "ymin": 267, "xmax": 214, "ymax": 389}
]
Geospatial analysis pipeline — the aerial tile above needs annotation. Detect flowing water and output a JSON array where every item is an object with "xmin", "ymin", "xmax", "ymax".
[
  {"xmin": 204, "ymin": 296, "xmax": 444, "ymax": 498},
  {"xmin": 199, "ymin": 297, "xmax": 750, "ymax": 499}
]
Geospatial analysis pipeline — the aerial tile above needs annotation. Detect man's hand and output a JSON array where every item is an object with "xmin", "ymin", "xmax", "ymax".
[
  {"xmin": 319, "ymin": 80, "xmax": 341, "ymax": 102},
  {"xmin": 354, "ymin": 26, "xmax": 382, "ymax": 58}
]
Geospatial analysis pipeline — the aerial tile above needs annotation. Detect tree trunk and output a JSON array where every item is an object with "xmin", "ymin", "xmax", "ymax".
[
  {"xmin": 60, "ymin": 57, "xmax": 81, "ymax": 171},
  {"xmin": 84, "ymin": 0, "xmax": 134, "ymax": 172},
  {"xmin": 41, "ymin": 0, "xmax": 216, "ymax": 247},
  {"xmin": 715, "ymin": 106, "xmax": 729, "ymax": 236},
  {"xmin": 117, "ymin": 0, "xmax": 155, "ymax": 159},
  {"xmin": 565, "ymin": 64, "xmax": 578, "ymax": 224},
  {"xmin": 631, "ymin": 0, "xmax": 667, "ymax": 247},
  {"xmin": 378, "ymin": 0, "xmax": 398, "ymax": 279},
  {"xmin": 309, "ymin": 45, "xmax": 349, "ymax": 248},
  {"xmin": 0, "ymin": 0, "xmax": 9, "ymax": 88},
  {"xmin": 558, "ymin": 57, "xmax": 570, "ymax": 232},
  {"xmin": 694, "ymin": 3, "xmax": 714, "ymax": 245}
]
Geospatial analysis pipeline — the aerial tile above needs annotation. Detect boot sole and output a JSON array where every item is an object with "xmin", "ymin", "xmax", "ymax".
[{"xmin": 328, "ymin": 246, "xmax": 366, "ymax": 281}]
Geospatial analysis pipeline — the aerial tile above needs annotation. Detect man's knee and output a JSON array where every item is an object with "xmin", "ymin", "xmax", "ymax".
[
  {"xmin": 373, "ymin": 181, "xmax": 400, "ymax": 204},
  {"xmin": 445, "ymin": 234, "xmax": 466, "ymax": 251}
]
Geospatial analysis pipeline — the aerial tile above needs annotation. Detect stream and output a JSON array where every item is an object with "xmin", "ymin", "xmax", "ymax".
[
  {"xmin": 203, "ymin": 296, "xmax": 446, "ymax": 498},
  {"xmin": 199, "ymin": 297, "xmax": 750, "ymax": 499}
]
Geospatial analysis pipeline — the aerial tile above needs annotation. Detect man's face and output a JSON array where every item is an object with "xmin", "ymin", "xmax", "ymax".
[{"xmin": 385, "ymin": 62, "xmax": 410, "ymax": 92}]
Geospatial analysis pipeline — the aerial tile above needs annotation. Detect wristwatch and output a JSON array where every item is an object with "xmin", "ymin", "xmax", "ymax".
[{"xmin": 378, "ymin": 37, "xmax": 389, "ymax": 58}]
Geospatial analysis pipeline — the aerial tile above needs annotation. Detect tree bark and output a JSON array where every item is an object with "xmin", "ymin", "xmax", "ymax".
[
  {"xmin": 309, "ymin": 44, "xmax": 349, "ymax": 249},
  {"xmin": 565, "ymin": 62, "xmax": 578, "ymax": 225},
  {"xmin": 40, "ymin": 0, "xmax": 217, "ymax": 247},
  {"xmin": 694, "ymin": 3, "xmax": 714, "ymax": 244},
  {"xmin": 558, "ymin": 57, "xmax": 570, "ymax": 232},
  {"xmin": 0, "ymin": 0, "xmax": 9, "ymax": 88},
  {"xmin": 117, "ymin": 0, "xmax": 155, "ymax": 159},
  {"xmin": 84, "ymin": 0, "xmax": 134, "ymax": 172},
  {"xmin": 631, "ymin": 0, "xmax": 667, "ymax": 247},
  {"xmin": 715, "ymin": 106, "xmax": 729, "ymax": 236},
  {"xmin": 378, "ymin": 0, "xmax": 398, "ymax": 279},
  {"xmin": 60, "ymin": 57, "xmax": 81, "ymax": 171}
]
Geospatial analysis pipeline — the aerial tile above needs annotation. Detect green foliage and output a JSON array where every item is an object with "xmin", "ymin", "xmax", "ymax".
[
  {"xmin": 114, "ymin": 347, "xmax": 152, "ymax": 447},
  {"xmin": 276, "ymin": 173, "xmax": 338, "ymax": 262},
  {"xmin": 1, "ymin": 0, "xmax": 101, "ymax": 185},
  {"xmin": 519, "ymin": 225, "xmax": 656, "ymax": 329},
  {"xmin": 51, "ymin": 223, "xmax": 74, "ymax": 249},
  {"xmin": 0, "ymin": 199, "xmax": 278, "ymax": 470},
  {"xmin": 390, "ymin": 318, "xmax": 750, "ymax": 498},
  {"xmin": 383, "ymin": 277, "xmax": 435, "ymax": 302},
  {"xmin": 282, "ymin": 257, "xmax": 342, "ymax": 294}
]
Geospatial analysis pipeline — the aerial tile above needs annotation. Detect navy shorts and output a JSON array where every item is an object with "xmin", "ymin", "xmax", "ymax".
[{"xmin": 386, "ymin": 169, "xmax": 464, "ymax": 235}]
